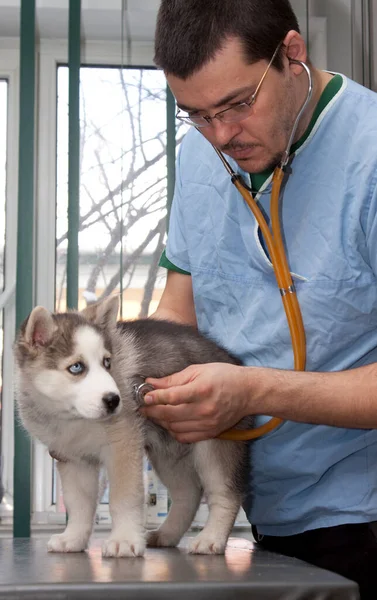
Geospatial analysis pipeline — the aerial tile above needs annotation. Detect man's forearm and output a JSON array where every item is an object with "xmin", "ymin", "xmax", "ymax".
[
  {"xmin": 149, "ymin": 271, "xmax": 197, "ymax": 326},
  {"xmin": 248, "ymin": 363, "xmax": 377, "ymax": 429}
]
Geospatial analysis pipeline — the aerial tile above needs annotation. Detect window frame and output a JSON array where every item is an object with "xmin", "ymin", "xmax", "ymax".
[{"xmin": 0, "ymin": 41, "xmax": 19, "ymax": 519}]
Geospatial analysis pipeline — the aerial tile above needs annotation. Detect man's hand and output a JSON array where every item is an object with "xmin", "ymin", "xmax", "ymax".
[{"xmin": 140, "ymin": 363, "xmax": 252, "ymax": 443}]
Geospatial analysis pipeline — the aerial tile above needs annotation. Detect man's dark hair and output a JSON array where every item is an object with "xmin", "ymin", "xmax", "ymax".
[{"xmin": 154, "ymin": 0, "xmax": 300, "ymax": 79}]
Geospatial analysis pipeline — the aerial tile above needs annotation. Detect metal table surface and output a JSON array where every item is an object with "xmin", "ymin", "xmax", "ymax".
[{"xmin": 0, "ymin": 536, "xmax": 359, "ymax": 599}]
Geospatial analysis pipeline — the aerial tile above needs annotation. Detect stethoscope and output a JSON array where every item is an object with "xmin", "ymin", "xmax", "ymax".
[
  {"xmin": 213, "ymin": 59, "xmax": 313, "ymax": 441},
  {"xmin": 136, "ymin": 61, "xmax": 313, "ymax": 442}
]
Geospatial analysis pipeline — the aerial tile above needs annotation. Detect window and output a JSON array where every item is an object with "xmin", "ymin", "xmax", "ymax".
[{"xmin": 56, "ymin": 66, "xmax": 187, "ymax": 318}]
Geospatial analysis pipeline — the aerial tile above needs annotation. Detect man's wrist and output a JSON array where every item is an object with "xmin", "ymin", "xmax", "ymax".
[
  {"xmin": 239, "ymin": 365, "xmax": 265, "ymax": 417},
  {"xmin": 241, "ymin": 365, "xmax": 286, "ymax": 417}
]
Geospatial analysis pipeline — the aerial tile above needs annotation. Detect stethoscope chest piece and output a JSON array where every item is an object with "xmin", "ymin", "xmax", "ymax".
[{"xmin": 133, "ymin": 379, "xmax": 155, "ymax": 404}]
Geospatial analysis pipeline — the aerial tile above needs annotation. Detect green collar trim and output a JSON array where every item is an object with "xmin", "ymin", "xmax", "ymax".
[{"xmin": 250, "ymin": 73, "xmax": 343, "ymax": 193}]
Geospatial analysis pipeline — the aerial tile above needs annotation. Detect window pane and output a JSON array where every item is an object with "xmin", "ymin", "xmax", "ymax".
[
  {"xmin": 56, "ymin": 66, "xmax": 185, "ymax": 318},
  {"xmin": 0, "ymin": 81, "xmax": 7, "ymax": 292},
  {"xmin": 0, "ymin": 80, "xmax": 7, "ymax": 506}
]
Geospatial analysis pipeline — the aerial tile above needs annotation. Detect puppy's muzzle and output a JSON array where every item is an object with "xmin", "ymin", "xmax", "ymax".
[{"xmin": 102, "ymin": 392, "xmax": 120, "ymax": 414}]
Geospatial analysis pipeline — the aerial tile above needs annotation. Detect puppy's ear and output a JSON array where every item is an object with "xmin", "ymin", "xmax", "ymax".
[
  {"xmin": 81, "ymin": 295, "xmax": 119, "ymax": 330},
  {"xmin": 24, "ymin": 306, "xmax": 57, "ymax": 347}
]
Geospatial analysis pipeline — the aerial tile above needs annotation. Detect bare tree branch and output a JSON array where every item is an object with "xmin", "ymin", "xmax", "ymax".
[
  {"xmin": 98, "ymin": 217, "xmax": 165, "ymax": 300},
  {"xmin": 94, "ymin": 148, "xmax": 120, "ymax": 226},
  {"xmin": 137, "ymin": 71, "xmax": 148, "ymax": 165},
  {"xmin": 85, "ymin": 204, "xmax": 151, "ymax": 293},
  {"xmin": 56, "ymin": 135, "xmax": 184, "ymax": 246}
]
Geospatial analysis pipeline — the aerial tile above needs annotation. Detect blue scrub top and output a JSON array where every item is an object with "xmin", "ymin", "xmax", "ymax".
[{"xmin": 163, "ymin": 74, "xmax": 377, "ymax": 536}]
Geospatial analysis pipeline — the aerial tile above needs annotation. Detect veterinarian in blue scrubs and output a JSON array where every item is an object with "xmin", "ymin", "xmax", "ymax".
[{"xmin": 143, "ymin": 1, "xmax": 377, "ymax": 598}]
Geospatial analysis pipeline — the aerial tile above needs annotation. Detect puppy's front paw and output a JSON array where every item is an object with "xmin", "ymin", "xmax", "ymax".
[
  {"xmin": 102, "ymin": 532, "xmax": 145, "ymax": 558},
  {"xmin": 146, "ymin": 528, "xmax": 180, "ymax": 548},
  {"xmin": 187, "ymin": 533, "xmax": 227, "ymax": 555},
  {"xmin": 47, "ymin": 532, "xmax": 89, "ymax": 553}
]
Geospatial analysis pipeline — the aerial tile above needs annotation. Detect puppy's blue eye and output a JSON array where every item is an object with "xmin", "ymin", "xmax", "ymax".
[
  {"xmin": 103, "ymin": 357, "xmax": 111, "ymax": 370},
  {"xmin": 68, "ymin": 362, "xmax": 85, "ymax": 375}
]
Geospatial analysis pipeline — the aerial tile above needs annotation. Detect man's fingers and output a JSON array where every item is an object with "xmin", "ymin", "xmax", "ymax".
[
  {"xmin": 143, "ymin": 385, "xmax": 196, "ymax": 406},
  {"xmin": 146, "ymin": 366, "xmax": 195, "ymax": 390}
]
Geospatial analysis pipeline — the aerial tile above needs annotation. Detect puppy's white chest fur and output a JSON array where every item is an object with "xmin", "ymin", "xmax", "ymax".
[{"xmin": 22, "ymin": 406, "xmax": 109, "ymax": 463}]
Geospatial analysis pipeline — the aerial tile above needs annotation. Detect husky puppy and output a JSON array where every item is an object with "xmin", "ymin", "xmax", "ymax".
[{"xmin": 14, "ymin": 296, "xmax": 252, "ymax": 558}]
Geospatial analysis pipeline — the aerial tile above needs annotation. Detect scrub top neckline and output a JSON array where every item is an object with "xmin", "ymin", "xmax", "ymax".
[{"xmin": 250, "ymin": 73, "xmax": 344, "ymax": 194}]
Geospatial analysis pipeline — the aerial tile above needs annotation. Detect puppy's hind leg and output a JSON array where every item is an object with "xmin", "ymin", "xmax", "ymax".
[
  {"xmin": 48, "ymin": 460, "xmax": 99, "ymax": 553},
  {"xmin": 146, "ymin": 453, "xmax": 202, "ymax": 549}
]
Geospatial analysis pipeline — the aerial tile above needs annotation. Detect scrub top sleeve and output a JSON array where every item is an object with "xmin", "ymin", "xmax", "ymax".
[{"xmin": 159, "ymin": 249, "xmax": 191, "ymax": 275}]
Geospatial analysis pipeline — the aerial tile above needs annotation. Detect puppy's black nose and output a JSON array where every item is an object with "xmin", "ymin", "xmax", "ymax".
[{"xmin": 102, "ymin": 393, "xmax": 120, "ymax": 413}]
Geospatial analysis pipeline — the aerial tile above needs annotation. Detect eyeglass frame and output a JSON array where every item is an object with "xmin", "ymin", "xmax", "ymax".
[{"xmin": 175, "ymin": 42, "xmax": 283, "ymax": 128}]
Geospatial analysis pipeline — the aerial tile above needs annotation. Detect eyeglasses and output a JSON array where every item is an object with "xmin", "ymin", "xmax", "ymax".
[{"xmin": 176, "ymin": 42, "xmax": 282, "ymax": 128}]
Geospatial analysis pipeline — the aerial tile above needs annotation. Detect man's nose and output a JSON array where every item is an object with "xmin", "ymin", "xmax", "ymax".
[{"xmin": 204, "ymin": 119, "xmax": 243, "ymax": 148}]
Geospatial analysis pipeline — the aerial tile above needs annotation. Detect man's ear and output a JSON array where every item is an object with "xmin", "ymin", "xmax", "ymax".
[
  {"xmin": 24, "ymin": 306, "xmax": 57, "ymax": 347},
  {"xmin": 81, "ymin": 295, "xmax": 119, "ymax": 330}
]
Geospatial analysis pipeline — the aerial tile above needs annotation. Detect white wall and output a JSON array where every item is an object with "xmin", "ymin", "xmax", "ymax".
[
  {"xmin": 290, "ymin": 0, "xmax": 370, "ymax": 85},
  {"xmin": 293, "ymin": 0, "xmax": 352, "ymax": 75}
]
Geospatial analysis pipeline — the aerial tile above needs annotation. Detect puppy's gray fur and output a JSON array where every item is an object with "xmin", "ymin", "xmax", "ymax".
[{"xmin": 14, "ymin": 296, "xmax": 252, "ymax": 557}]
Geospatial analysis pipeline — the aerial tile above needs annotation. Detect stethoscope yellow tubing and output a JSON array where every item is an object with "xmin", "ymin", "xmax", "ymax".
[
  {"xmin": 217, "ymin": 167, "xmax": 306, "ymax": 441},
  {"xmin": 191, "ymin": 59, "xmax": 312, "ymax": 441}
]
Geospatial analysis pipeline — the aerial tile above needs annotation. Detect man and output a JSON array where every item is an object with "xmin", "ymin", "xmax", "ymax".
[{"xmin": 143, "ymin": 1, "xmax": 377, "ymax": 596}]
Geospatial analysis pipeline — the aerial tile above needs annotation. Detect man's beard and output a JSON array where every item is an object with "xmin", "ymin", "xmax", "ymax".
[
  {"xmin": 266, "ymin": 78, "xmax": 302, "ymax": 171},
  {"xmin": 262, "ymin": 152, "xmax": 286, "ymax": 173}
]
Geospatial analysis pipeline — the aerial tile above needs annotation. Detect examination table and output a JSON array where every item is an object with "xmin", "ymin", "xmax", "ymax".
[{"xmin": 0, "ymin": 536, "xmax": 359, "ymax": 599}]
